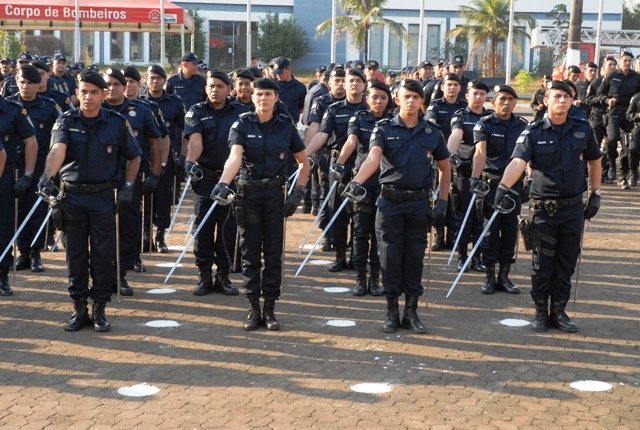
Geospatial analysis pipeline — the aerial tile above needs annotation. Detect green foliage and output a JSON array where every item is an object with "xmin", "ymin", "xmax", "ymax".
[
  {"xmin": 23, "ymin": 34, "xmax": 65, "ymax": 57},
  {"xmin": 0, "ymin": 30, "xmax": 25, "ymax": 59},
  {"xmin": 623, "ymin": 0, "xmax": 640, "ymax": 30},
  {"xmin": 256, "ymin": 12, "xmax": 311, "ymax": 63},
  {"xmin": 514, "ymin": 69, "xmax": 533, "ymax": 93},
  {"xmin": 165, "ymin": 9, "xmax": 207, "ymax": 66},
  {"xmin": 547, "ymin": 4, "xmax": 569, "ymax": 30}
]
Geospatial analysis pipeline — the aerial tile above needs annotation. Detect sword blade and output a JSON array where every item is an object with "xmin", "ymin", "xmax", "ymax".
[
  {"xmin": 448, "ymin": 193, "xmax": 477, "ymax": 265},
  {"xmin": 295, "ymin": 181, "xmax": 337, "ymax": 260},
  {"xmin": 31, "ymin": 206, "xmax": 53, "ymax": 248},
  {"xmin": 0, "ymin": 198, "xmax": 43, "ymax": 262},
  {"xmin": 166, "ymin": 175, "xmax": 192, "ymax": 237}
]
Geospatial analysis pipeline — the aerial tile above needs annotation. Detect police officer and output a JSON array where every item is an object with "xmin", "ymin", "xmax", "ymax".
[
  {"xmin": 431, "ymin": 54, "xmax": 468, "ymax": 103},
  {"xmin": 307, "ymin": 68, "xmax": 368, "ymax": 272},
  {"xmin": 0, "ymin": 78, "xmax": 37, "ymax": 296},
  {"xmin": 426, "ymin": 72, "xmax": 468, "ymax": 251},
  {"xmin": 498, "ymin": 80, "xmax": 601, "ymax": 332},
  {"xmin": 308, "ymin": 65, "xmax": 326, "ymax": 90},
  {"xmin": 30, "ymin": 60, "xmax": 74, "ymax": 113},
  {"xmin": 365, "ymin": 60, "xmax": 381, "ymax": 82},
  {"xmin": 345, "ymin": 79, "xmax": 450, "ymax": 334},
  {"xmin": 8, "ymin": 65, "xmax": 62, "ymax": 273},
  {"xmin": 146, "ymin": 64, "xmax": 187, "ymax": 250},
  {"xmin": 52, "ymin": 54, "xmax": 78, "ymax": 105},
  {"xmin": 447, "ymin": 80, "xmax": 493, "ymax": 272},
  {"xmin": 0, "ymin": 58, "xmax": 13, "ymax": 80},
  {"xmin": 271, "ymin": 56, "xmax": 307, "ymax": 123},
  {"xmin": 530, "ymin": 75, "xmax": 552, "ymax": 122},
  {"xmin": 184, "ymin": 70, "xmax": 250, "ymax": 297},
  {"xmin": 2, "ymin": 52, "xmax": 32, "ymax": 97},
  {"xmin": 334, "ymin": 80, "xmax": 393, "ymax": 296},
  {"xmin": 230, "ymin": 68, "xmax": 256, "ymax": 108},
  {"xmin": 471, "ymin": 85, "xmax": 529, "ymax": 295},
  {"xmin": 103, "ymin": 68, "xmax": 162, "ymax": 294},
  {"xmin": 39, "ymin": 70, "xmax": 142, "ymax": 331},
  {"xmin": 575, "ymin": 62, "xmax": 597, "ymax": 118},
  {"xmin": 165, "ymin": 52, "xmax": 207, "ymax": 110},
  {"xmin": 423, "ymin": 59, "xmax": 446, "ymax": 108},
  {"xmin": 624, "ymin": 91, "xmax": 640, "ymax": 186},
  {"xmin": 596, "ymin": 50, "xmax": 640, "ymax": 189},
  {"xmin": 213, "ymin": 77, "xmax": 310, "ymax": 331}
]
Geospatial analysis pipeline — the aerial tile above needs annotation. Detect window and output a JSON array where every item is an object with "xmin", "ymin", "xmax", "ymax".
[
  {"xmin": 369, "ymin": 25, "xmax": 384, "ymax": 63},
  {"xmin": 407, "ymin": 24, "xmax": 419, "ymax": 66},
  {"xmin": 130, "ymin": 32, "xmax": 143, "ymax": 61},
  {"xmin": 209, "ymin": 20, "xmax": 258, "ymax": 69},
  {"xmin": 426, "ymin": 25, "xmax": 440, "ymax": 61},
  {"xmin": 388, "ymin": 29, "xmax": 402, "ymax": 70},
  {"xmin": 111, "ymin": 32, "xmax": 123, "ymax": 60},
  {"xmin": 149, "ymin": 32, "xmax": 161, "ymax": 62}
]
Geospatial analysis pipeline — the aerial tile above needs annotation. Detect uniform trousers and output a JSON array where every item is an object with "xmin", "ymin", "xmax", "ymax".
[
  {"xmin": 481, "ymin": 186, "xmax": 521, "ymax": 267},
  {"xmin": 350, "ymin": 189, "xmax": 380, "ymax": 270},
  {"xmin": 454, "ymin": 175, "xmax": 484, "ymax": 253},
  {"xmin": 16, "ymin": 160, "xmax": 47, "ymax": 252},
  {"xmin": 0, "ymin": 168, "xmax": 16, "ymax": 268}
]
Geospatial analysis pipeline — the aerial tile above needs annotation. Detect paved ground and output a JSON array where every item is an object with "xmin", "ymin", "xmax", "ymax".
[{"xmin": 1, "ymin": 105, "xmax": 639, "ymax": 429}]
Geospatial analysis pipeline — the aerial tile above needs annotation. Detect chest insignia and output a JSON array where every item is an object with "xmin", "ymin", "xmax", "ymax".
[
  {"xmin": 107, "ymin": 145, "xmax": 112, "ymax": 154},
  {"xmin": 574, "ymin": 132, "xmax": 585, "ymax": 139}
]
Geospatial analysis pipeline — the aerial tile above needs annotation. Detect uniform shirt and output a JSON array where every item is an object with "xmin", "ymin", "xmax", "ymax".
[
  {"xmin": 625, "ymin": 92, "xmax": 640, "ymax": 127},
  {"xmin": 165, "ymin": 72, "xmax": 206, "ymax": 110},
  {"xmin": 319, "ymin": 98, "xmax": 368, "ymax": 150},
  {"xmin": 512, "ymin": 116, "xmax": 601, "ymax": 199},
  {"xmin": 275, "ymin": 77, "xmax": 306, "ymax": 123},
  {"xmin": 50, "ymin": 108, "xmax": 141, "ymax": 184},
  {"xmin": 40, "ymin": 87, "xmax": 74, "ymax": 113},
  {"xmin": 450, "ymin": 106, "xmax": 493, "ymax": 163},
  {"xmin": 422, "ymin": 78, "xmax": 439, "ymax": 107},
  {"xmin": 301, "ymin": 82, "xmax": 328, "ymax": 125},
  {"xmin": 229, "ymin": 111, "xmax": 306, "ymax": 180},
  {"xmin": 48, "ymin": 75, "xmax": 68, "ymax": 95},
  {"xmin": 60, "ymin": 73, "xmax": 77, "ymax": 96},
  {"xmin": 148, "ymin": 91, "xmax": 186, "ymax": 153},
  {"xmin": 431, "ymin": 77, "xmax": 469, "ymax": 103},
  {"xmin": 1, "ymin": 75, "xmax": 19, "ymax": 98},
  {"xmin": 136, "ymin": 98, "xmax": 170, "ymax": 138},
  {"xmin": 371, "ymin": 113, "xmax": 449, "ymax": 191},
  {"xmin": 473, "ymin": 112, "xmax": 529, "ymax": 174},
  {"xmin": 584, "ymin": 76, "xmax": 607, "ymax": 117},
  {"xmin": 426, "ymin": 97, "xmax": 468, "ymax": 140},
  {"xmin": 575, "ymin": 78, "xmax": 592, "ymax": 117},
  {"xmin": 348, "ymin": 108, "xmax": 392, "ymax": 191},
  {"xmin": 184, "ymin": 98, "xmax": 250, "ymax": 171},
  {"xmin": 596, "ymin": 68, "xmax": 640, "ymax": 110},
  {"xmin": 0, "ymin": 97, "xmax": 36, "ymax": 165},
  {"xmin": 8, "ymin": 94, "xmax": 62, "ymax": 157},
  {"xmin": 308, "ymin": 93, "xmax": 343, "ymax": 126},
  {"xmin": 530, "ymin": 88, "xmax": 546, "ymax": 122},
  {"xmin": 103, "ymin": 98, "xmax": 162, "ymax": 165}
]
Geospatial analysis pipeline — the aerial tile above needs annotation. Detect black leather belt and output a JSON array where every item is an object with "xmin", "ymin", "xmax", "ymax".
[
  {"xmin": 62, "ymin": 181, "xmax": 114, "ymax": 194},
  {"xmin": 381, "ymin": 184, "xmax": 430, "ymax": 202},
  {"xmin": 198, "ymin": 165, "xmax": 223, "ymax": 180},
  {"xmin": 532, "ymin": 194, "xmax": 582, "ymax": 216},
  {"xmin": 237, "ymin": 176, "xmax": 284, "ymax": 191}
]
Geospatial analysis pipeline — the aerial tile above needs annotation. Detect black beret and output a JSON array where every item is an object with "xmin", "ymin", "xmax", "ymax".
[
  {"xmin": 234, "ymin": 68, "xmax": 255, "ymax": 81},
  {"xmin": 344, "ymin": 61, "xmax": 353, "ymax": 69},
  {"xmin": 493, "ymin": 85, "xmax": 518, "ymax": 99},
  {"xmin": 248, "ymin": 66, "xmax": 262, "ymax": 78},
  {"xmin": 620, "ymin": 50, "xmax": 633, "ymax": 58},
  {"xmin": 562, "ymin": 79, "xmax": 578, "ymax": 95},
  {"xmin": 147, "ymin": 64, "xmax": 167, "ymax": 79},
  {"xmin": 181, "ymin": 52, "xmax": 199, "ymax": 63},
  {"xmin": 122, "ymin": 66, "xmax": 141, "ymax": 81},
  {"xmin": 86, "ymin": 64, "xmax": 100, "ymax": 72},
  {"xmin": 467, "ymin": 79, "xmax": 489, "ymax": 92},
  {"xmin": 603, "ymin": 57, "xmax": 617, "ymax": 66},
  {"xmin": 367, "ymin": 79, "xmax": 391, "ymax": 95},
  {"xmin": 330, "ymin": 68, "xmax": 346, "ymax": 78},
  {"xmin": 251, "ymin": 77, "xmax": 280, "ymax": 92},
  {"xmin": 29, "ymin": 60, "xmax": 49, "ymax": 73},
  {"xmin": 399, "ymin": 79, "xmax": 424, "ymax": 98},
  {"xmin": 77, "ymin": 70, "xmax": 107, "ymax": 89},
  {"xmin": 346, "ymin": 68, "xmax": 366, "ymax": 83},
  {"xmin": 546, "ymin": 80, "xmax": 573, "ymax": 97},
  {"xmin": 316, "ymin": 65, "xmax": 327, "ymax": 73},
  {"xmin": 103, "ymin": 68, "xmax": 126, "ymax": 85},
  {"xmin": 351, "ymin": 60, "xmax": 365, "ymax": 70},
  {"xmin": 586, "ymin": 62, "xmax": 598, "ymax": 69},
  {"xmin": 207, "ymin": 70, "xmax": 232, "ymax": 86},
  {"xmin": 365, "ymin": 60, "xmax": 379, "ymax": 69},
  {"xmin": 19, "ymin": 65, "xmax": 42, "ymax": 84},
  {"xmin": 567, "ymin": 65, "xmax": 581, "ymax": 74},
  {"xmin": 442, "ymin": 73, "xmax": 461, "ymax": 84}
]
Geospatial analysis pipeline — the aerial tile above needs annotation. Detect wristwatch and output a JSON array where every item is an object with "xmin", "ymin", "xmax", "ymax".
[
  {"xmin": 24, "ymin": 169, "xmax": 32, "ymax": 177},
  {"xmin": 593, "ymin": 189, "xmax": 601, "ymax": 196},
  {"xmin": 124, "ymin": 180, "xmax": 134, "ymax": 188}
]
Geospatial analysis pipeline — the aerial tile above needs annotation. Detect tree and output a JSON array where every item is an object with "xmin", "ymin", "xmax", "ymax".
[
  {"xmin": 0, "ymin": 30, "xmax": 24, "ymax": 60},
  {"xmin": 23, "ymin": 35, "xmax": 66, "ymax": 57},
  {"xmin": 256, "ymin": 12, "xmax": 310, "ymax": 63},
  {"xmin": 447, "ymin": 0, "xmax": 535, "ymax": 77},
  {"xmin": 547, "ymin": 4, "xmax": 569, "ymax": 30},
  {"xmin": 165, "ymin": 9, "xmax": 207, "ymax": 66},
  {"xmin": 315, "ymin": 0, "xmax": 409, "ymax": 62},
  {"xmin": 623, "ymin": 0, "xmax": 640, "ymax": 30}
]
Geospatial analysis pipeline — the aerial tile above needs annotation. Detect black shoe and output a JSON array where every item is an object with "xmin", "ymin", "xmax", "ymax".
[
  {"xmin": 119, "ymin": 276, "xmax": 134, "ymax": 296},
  {"xmin": 431, "ymin": 227, "xmax": 445, "ymax": 251},
  {"xmin": 92, "ymin": 302, "xmax": 111, "ymax": 332},
  {"xmin": 368, "ymin": 268, "xmax": 383, "ymax": 296},
  {"xmin": 155, "ymin": 229, "xmax": 169, "ymax": 253},
  {"xmin": 630, "ymin": 173, "xmax": 638, "ymax": 187},
  {"xmin": 64, "ymin": 299, "xmax": 92, "ymax": 331},
  {"xmin": 619, "ymin": 177, "xmax": 630, "ymax": 190},
  {"xmin": 14, "ymin": 254, "xmax": 30, "ymax": 271},
  {"xmin": 400, "ymin": 296, "xmax": 428, "ymax": 333},
  {"xmin": 607, "ymin": 167, "xmax": 616, "ymax": 181},
  {"xmin": 30, "ymin": 250, "xmax": 44, "ymax": 272},
  {"xmin": 133, "ymin": 257, "xmax": 146, "ymax": 273},
  {"xmin": 382, "ymin": 296, "xmax": 400, "ymax": 333},
  {"xmin": 213, "ymin": 267, "xmax": 239, "ymax": 295},
  {"xmin": 496, "ymin": 264, "xmax": 520, "ymax": 294},
  {"xmin": 549, "ymin": 297, "xmax": 578, "ymax": 332},
  {"xmin": 0, "ymin": 275, "xmax": 12, "ymax": 296},
  {"xmin": 263, "ymin": 299, "xmax": 280, "ymax": 331},
  {"xmin": 302, "ymin": 205, "xmax": 312, "ymax": 214},
  {"xmin": 352, "ymin": 270, "xmax": 367, "ymax": 296},
  {"xmin": 481, "ymin": 266, "xmax": 496, "ymax": 294},
  {"xmin": 329, "ymin": 248, "xmax": 348, "ymax": 272},
  {"xmin": 320, "ymin": 236, "xmax": 332, "ymax": 252},
  {"xmin": 311, "ymin": 205, "xmax": 319, "ymax": 216},
  {"xmin": 244, "ymin": 297, "xmax": 262, "ymax": 331},
  {"xmin": 470, "ymin": 256, "xmax": 486, "ymax": 272},
  {"xmin": 457, "ymin": 255, "xmax": 469, "ymax": 272},
  {"xmin": 194, "ymin": 268, "xmax": 214, "ymax": 295},
  {"xmin": 531, "ymin": 294, "xmax": 549, "ymax": 332}
]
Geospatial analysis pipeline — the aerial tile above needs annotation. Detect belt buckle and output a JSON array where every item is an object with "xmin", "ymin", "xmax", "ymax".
[
  {"xmin": 81, "ymin": 184, "xmax": 92, "ymax": 193},
  {"xmin": 544, "ymin": 200, "xmax": 557, "ymax": 216}
]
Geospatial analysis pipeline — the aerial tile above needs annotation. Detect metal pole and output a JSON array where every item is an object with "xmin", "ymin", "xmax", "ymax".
[
  {"xmin": 505, "ymin": 0, "xmax": 516, "ymax": 84},
  {"xmin": 594, "ymin": 0, "xmax": 604, "ymax": 66},
  {"xmin": 331, "ymin": 0, "xmax": 337, "ymax": 63},
  {"xmin": 247, "ymin": 0, "xmax": 252, "ymax": 67},
  {"xmin": 566, "ymin": 0, "xmax": 584, "ymax": 68},
  {"xmin": 418, "ymin": 0, "xmax": 425, "ymax": 64},
  {"xmin": 74, "ymin": 0, "xmax": 80, "ymax": 61},
  {"xmin": 160, "ymin": 0, "xmax": 166, "ymax": 68},
  {"xmin": 181, "ymin": 25, "xmax": 185, "ymax": 55}
]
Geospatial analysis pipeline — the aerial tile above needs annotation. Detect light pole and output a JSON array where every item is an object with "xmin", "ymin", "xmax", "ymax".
[{"xmin": 504, "ymin": 0, "xmax": 515, "ymax": 84}]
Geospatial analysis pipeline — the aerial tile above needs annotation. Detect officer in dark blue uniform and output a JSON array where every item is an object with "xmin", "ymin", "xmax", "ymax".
[
  {"xmin": 426, "ymin": 72, "xmax": 468, "ymax": 251},
  {"xmin": 184, "ymin": 70, "xmax": 250, "ymax": 297},
  {"xmin": 146, "ymin": 64, "xmax": 187, "ymax": 250},
  {"xmin": 52, "ymin": 54, "xmax": 77, "ymax": 105},
  {"xmin": 447, "ymin": 80, "xmax": 492, "ymax": 272},
  {"xmin": 625, "ymin": 91, "xmax": 640, "ymax": 186},
  {"xmin": 165, "ymin": 52, "xmax": 207, "ymax": 110},
  {"xmin": 8, "ymin": 65, "xmax": 63, "ymax": 273},
  {"xmin": 213, "ymin": 77, "xmax": 310, "ymax": 331},
  {"xmin": 271, "ymin": 56, "xmax": 307, "ymax": 123},
  {"xmin": 498, "ymin": 80, "xmax": 601, "ymax": 332},
  {"xmin": 0, "ymin": 80, "xmax": 37, "ymax": 296},
  {"xmin": 1, "ymin": 52, "xmax": 32, "ymax": 97},
  {"xmin": 39, "ymin": 70, "xmax": 142, "ymax": 331},
  {"xmin": 29, "ymin": 61, "xmax": 74, "ymax": 113},
  {"xmin": 346, "ymin": 79, "xmax": 450, "ymax": 334},
  {"xmin": 230, "ymin": 68, "xmax": 255, "ymax": 109},
  {"xmin": 471, "ymin": 85, "xmax": 529, "ymax": 296},
  {"xmin": 530, "ymin": 75, "xmax": 552, "ymax": 122},
  {"xmin": 335, "ymin": 80, "xmax": 393, "ymax": 296},
  {"xmin": 103, "ymin": 68, "xmax": 162, "ymax": 294}
]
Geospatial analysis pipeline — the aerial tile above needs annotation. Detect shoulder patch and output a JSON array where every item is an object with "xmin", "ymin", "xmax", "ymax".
[
  {"xmin": 473, "ymin": 123, "xmax": 482, "ymax": 132},
  {"xmin": 231, "ymin": 120, "xmax": 241, "ymax": 130},
  {"xmin": 516, "ymin": 134, "xmax": 526, "ymax": 144},
  {"xmin": 349, "ymin": 116, "xmax": 357, "ymax": 123},
  {"xmin": 451, "ymin": 116, "xmax": 460, "ymax": 124},
  {"xmin": 322, "ymin": 111, "xmax": 329, "ymax": 120},
  {"xmin": 125, "ymin": 120, "xmax": 136, "ymax": 138},
  {"xmin": 52, "ymin": 122, "xmax": 61, "ymax": 131},
  {"xmin": 185, "ymin": 110, "xmax": 194, "ymax": 119},
  {"xmin": 426, "ymin": 105, "xmax": 435, "ymax": 111}
]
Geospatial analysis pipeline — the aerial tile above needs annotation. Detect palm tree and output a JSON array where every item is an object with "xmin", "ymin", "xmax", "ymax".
[
  {"xmin": 447, "ymin": 0, "xmax": 535, "ymax": 76},
  {"xmin": 315, "ymin": 0, "xmax": 409, "ymax": 62}
]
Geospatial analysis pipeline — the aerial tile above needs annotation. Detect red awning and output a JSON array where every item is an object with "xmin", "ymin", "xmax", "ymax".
[{"xmin": 0, "ymin": 0, "xmax": 194, "ymax": 33}]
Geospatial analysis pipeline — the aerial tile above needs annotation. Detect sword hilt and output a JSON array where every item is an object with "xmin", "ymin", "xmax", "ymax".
[
  {"xmin": 189, "ymin": 164, "xmax": 204, "ymax": 182},
  {"xmin": 215, "ymin": 190, "xmax": 236, "ymax": 206},
  {"xmin": 344, "ymin": 186, "xmax": 367, "ymax": 203},
  {"xmin": 473, "ymin": 182, "xmax": 490, "ymax": 198},
  {"xmin": 495, "ymin": 194, "xmax": 517, "ymax": 214}
]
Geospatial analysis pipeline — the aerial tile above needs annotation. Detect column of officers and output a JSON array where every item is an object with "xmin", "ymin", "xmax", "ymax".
[{"xmin": 1, "ymin": 51, "xmax": 605, "ymax": 337}]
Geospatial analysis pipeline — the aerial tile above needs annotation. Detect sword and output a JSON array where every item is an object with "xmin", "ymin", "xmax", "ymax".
[
  {"xmin": 166, "ymin": 174, "xmax": 192, "ymax": 237},
  {"xmin": 282, "ymin": 183, "xmax": 287, "ymax": 289},
  {"xmin": 446, "ymin": 195, "xmax": 516, "ymax": 298},
  {"xmin": 50, "ymin": 232, "xmax": 62, "ymax": 256},
  {"xmin": 1, "ymin": 197, "xmax": 44, "ymax": 263},
  {"xmin": 288, "ymin": 169, "xmax": 300, "ymax": 196},
  {"xmin": 295, "ymin": 181, "xmax": 338, "ymax": 260},
  {"xmin": 295, "ymin": 188, "xmax": 365, "ymax": 277},
  {"xmin": 115, "ymin": 190, "xmax": 121, "ymax": 303},
  {"xmin": 148, "ymin": 193, "xmax": 154, "ymax": 255},
  {"xmin": 185, "ymin": 213, "xmax": 195, "ymax": 243},
  {"xmin": 447, "ymin": 182, "xmax": 490, "ymax": 265},
  {"xmin": 425, "ymin": 222, "xmax": 434, "ymax": 309},
  {"xmin": 572, "ymin": 219, "xmax": 586, "ymax": 310},
  {"xmin": 31, "ymin": 207, "xmax": 53, "ymax": 248}
]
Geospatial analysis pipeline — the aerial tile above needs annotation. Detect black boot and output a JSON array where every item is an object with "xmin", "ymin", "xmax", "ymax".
[
  {"xmin": 549, "ymin": 296, "xmax": 579, "ymax": 332},
  {"xmin": 496, "ymin": 263, "xmax": 520, "ymax": 294},
  {"xmin": 193, "ymin": 267, "xmax": 214, "ymax": 295},
  {"xmin": 382, "ymin": 296, "xmax": 400, "ymax": 333},
  {"xmin": 263, "ymin": 299, "xmax": 280, "ymax": 331},
  {"xmin": 470, "ymin": 255, "xmax": 486, "ymax": 272},
  {"xmin": 329, "ymin": 247, "xmax": 348, "ymax": 272},
  {"xmin": 133, "ymin": 255, "xmax": 146, "ymax": 272},
  {"xmin": 368, "ymin": 267, "xmax": 383, "ymax": 296},
  {"xmin": 142, "ymin": 230, "xmax": 156, "ymax": 252},
  {"xmin": 213, "ymin": 267, "xmax": 239, "ymax": 295},
  {"xmin": 321, "ymin": 236, "xmax": 332, "ymax": 251},
  {"xmin": 14, "ymin": 250, "xmax": 30, "ymax": 271},
  {"xmin": 352, "ymin": 268, "xmax": 367, "ymax": 296},
  {"xmin": 64, "ymin": 299, "xmax": 92, "ymax": 331},
  {"xmin": 92, "ymin": 302, "xmax": 111, "ymax": 332},
  {"xmin": 481, "ymin": 265, "xmax": 496, "ymax": 294},
  {"xmin": 531, "ymin": 294, "xmax": 549, "ymax": 332},
  {"xmin": 311, "ymin": 199, "xmax": 319, "ymax": 216},
  {"xmin": 457, "ymin": 254, "xmax": 469, "ymax": 272},
  {"xmin": 243, "ymin": 297, "xmax": 262, "ymax": 331},
  {"xmin": 118, "ymin": 267, "xmax": 134, "ymax": 296},
  {"xmin": 630, "ymin": 170, "xmax": 638, "ymax": 187},
  {"xmin": 155, "ymin": 229, "xmax": 169, "ymax": 253},
  {"xmin": 431, "ymin": 226, "xmax": 445, "ymax": 251},
  {"xmin": 400, "ymin": 295, "xmax": 428, "ymax": 333},
  {"xmin": 29, "ymin": 249, "xmax": 44, "ymax": 272},
  {"xmin": 0, "ymin": 267, "xmax": 12, "ymax": 296}
]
